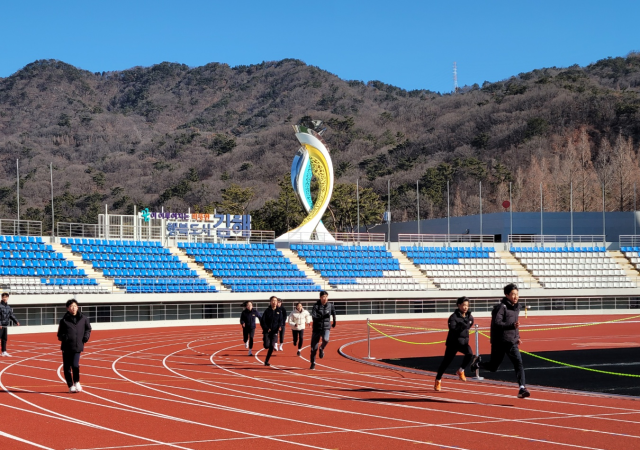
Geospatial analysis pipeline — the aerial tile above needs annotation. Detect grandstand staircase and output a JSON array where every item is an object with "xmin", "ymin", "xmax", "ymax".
[
  {"xmin": 278, "ymin": 249, "xmax": 326, "ymax": 289},
  {"xmin": 495, "ymin": 250, "xmax": 543, "ymax": 289},
  {"xmin": 50, "ymin": 242, "xmax": 121, "ymax": 292},
  {"xmin": 608, "ymin": 250, "xmax": 640, "ymax": 284},
  {"xmin": 170, "ymin": 247, "xmax": 229, "ymax": 292},
  {"xmin": 391, "ymin": 251, "xmax": 438, "ymax": 290}
]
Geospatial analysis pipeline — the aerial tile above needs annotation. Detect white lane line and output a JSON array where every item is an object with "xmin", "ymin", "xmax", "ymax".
[
  {"xmin": 0, "ymin": 429, "xmax": 55, "ymax": 449},
  {"xmin": 0, "ymin": 351, "xmax": 200, "ymax": 449},
  {"xmin": 109, "ymin": 339, "xmax": 333, "ymax": 450}
]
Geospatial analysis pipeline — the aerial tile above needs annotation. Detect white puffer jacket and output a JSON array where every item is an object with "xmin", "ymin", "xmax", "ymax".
[{"xmin": 287, "ymin": 309, "xmax": 312, "ymax": 330}]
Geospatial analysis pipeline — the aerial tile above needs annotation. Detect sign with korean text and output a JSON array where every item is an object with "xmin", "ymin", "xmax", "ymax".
[{"xmin": 166, "ymin": 214, "xmax": 251, "ymax": 238}]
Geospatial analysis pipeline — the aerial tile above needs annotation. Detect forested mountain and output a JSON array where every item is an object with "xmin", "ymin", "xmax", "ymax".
[{"xmin": 0, "ymin": 53, "xmax": 639, "ymax": 233}]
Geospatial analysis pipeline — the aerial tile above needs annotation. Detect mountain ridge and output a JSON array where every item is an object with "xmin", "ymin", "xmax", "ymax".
[{"xmin": 0, "ymin": 53, "xmax": 639, "ymax": 231}]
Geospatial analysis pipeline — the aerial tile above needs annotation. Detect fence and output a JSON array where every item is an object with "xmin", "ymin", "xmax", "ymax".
[
  {"xmin": 398, "ymin": 234, "xmax": 495, "ymax": 245},
  {"xmin": 508, "ymin": 235, "xmax": 606, "ymax": 245},
  {"xmin": 0, "ymin": 219, "xmax": 42, "ymax": 236},
  {"xmin": 276, "ymin": 231, "xmax": 386, "ymax": 244},
  {"xmin": 10, "ymin": 296, "xmax": 640, "ymax": 327},
  {"xmin": 58, "ymin": 220, "xmax": 275, "ymax": 245},
  {"xmin": 619, "ymin": 236, "xmax": 640, "ymax": 248}
]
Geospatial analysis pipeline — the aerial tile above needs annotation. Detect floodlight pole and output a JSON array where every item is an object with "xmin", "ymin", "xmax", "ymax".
[
  {"xmin": 416, "ymin": 180, "xmax": 420, "ymax": 236},
  {"xmin": 50, "ymin": 163, "xmax": 55, "ymax": 241},
  {"xmin": 16, "ymin": 159, "xmax": 20, "ymax": 224}
]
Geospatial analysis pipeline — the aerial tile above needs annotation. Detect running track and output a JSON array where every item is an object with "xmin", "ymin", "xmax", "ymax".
[{"xmin": 1, "ymin": 315, "xmax": 639, "ymax": 449}]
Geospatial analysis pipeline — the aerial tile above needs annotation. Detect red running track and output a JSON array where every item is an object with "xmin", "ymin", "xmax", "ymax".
[{"xmin": 0, "ymin": 314, "xmax": 639, "ymax": 449}]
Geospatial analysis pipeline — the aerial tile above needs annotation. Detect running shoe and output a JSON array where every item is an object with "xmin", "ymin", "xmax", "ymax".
[
  {"xmin": 310, "ymin": 363, "xmax": 315, "ymax": 370},
  {"xmin": 297, "ymin": 350, "xmax": 301, "ymax": 357},
  {"xmin": 273, "ymin": 346, "xmax": 278, "ymax": 352},
  {"xmin": 279, "ymin": 344, "xmax": 284, "ymax": 351},
  {"xmin": 69, "ymin": 385, "xmax": 77, "ymax": 393},
  {"xmin": 470, "ymin": 355, "xmax": 481, "ymax": 372},
  {"xmin": 457, "ymin": 369, "xmax": 467, "ymax": 382},
  {"xmin": 517, "ymin": 388, "xmax": 531, "ymax": 399},
  {"xmin": 248, "ymin": 350, "xmax": 252, "ymax": 356},
  {"xmin": 75, "ymin": 382, "xmax": 82, "ymax": 392},
  {"xmin": 434, "ymin": 379, "xmax": 442, "ymax": 391},
  {"xmin": 319, "ymin": 348, "xmax": 324, "ymax": 359},
  {"xmin": 245, "ymin": 341, "xmax": 249, "ymax": 349},
  {"xmin": 2, "ymin": 351, "xmax": 10, "ymax": 357},
  {"xmin": 264, "ymin": 361, "xmax": 270, "ymax": 367}
]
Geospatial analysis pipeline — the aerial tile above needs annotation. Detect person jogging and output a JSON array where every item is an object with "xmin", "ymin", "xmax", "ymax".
[
  {"xmin": 275, "ymin": 298, "xmax": 287, "ymax": 352},
  {"xmin": 260, "ymin": 296, "xmax": 282, "ymax": 367},
  {"xmin": 240, "ymin": 301, "xmax": 262, "ymax": 356},
  {"xmin": 434, "ymin": 296, "xmax": 474, "ymax": 391},
  {"xmin": 309, "ymin": 291, "xmax": 336, "ymax": 370},
  {"xmin": 471, "ymin": 283, "xmax": 530, "ymax": 398},
  {"xmin": 0, "ymin": 292, "xmax": 20, "ymax": 356},
  {"xmin": 287, "ymin": 302, "xmax": 312, "ymax": 357},
  {"xmin": 57, "ymin": 299, "xmax": 91, "ymax": 393}
]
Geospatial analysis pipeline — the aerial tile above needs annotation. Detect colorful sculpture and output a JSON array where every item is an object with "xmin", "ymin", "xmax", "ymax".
[{"xmin": 275, "ymin": 125, "xmax": 335, "ymax": 242}]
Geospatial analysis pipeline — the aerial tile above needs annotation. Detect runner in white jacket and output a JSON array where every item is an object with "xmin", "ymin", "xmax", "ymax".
[{"xmin": 287, "ymin": 302, "xmax": 312, "ymax": 356}]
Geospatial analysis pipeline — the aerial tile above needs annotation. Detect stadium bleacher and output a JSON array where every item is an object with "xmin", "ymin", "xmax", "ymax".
[
  {"xmin": 402, "ymin": 245, "xmax": 521, "ymax": 290},
  {"xmin": 0, "ymin": 235, "xmax": 107, "ymax": 294},
  {"xmin": 621, "ymin": 247, "xmax": 640, "ymax": 271},
  {"xmin": 62, "ymin": 238, "xmax": 217, "ymax": 293},
  {"xmin": 292, "ymin": 244, "xmax": 424, "ymax": 291},
  {"xmin": 512, "ymin": 246, "xmax": 635, "ymax": 289},
  {"xmin": 179, "ymin": 242, "xmax": 319, "ymax": 292}
]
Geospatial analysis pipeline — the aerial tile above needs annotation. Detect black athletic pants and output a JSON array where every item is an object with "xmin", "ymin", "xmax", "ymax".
[
  {"xmin": 435, "ymin": 343, "xmax": 473, "ymax": 380},
  {"xmin": 310, "ymin": 329, "xmax": 330, "ymax": 364},
  {"xmin": 62, "ymin": 351, "xmax": 81, "ymax": 387},
  {"xmin": 0, "ymin": 327, "xmax": 7, "ymax": 352},
  {"xmin": 479, "ymin": 341, "xmax": 526, "ymax": 387},
  {"xmin": 278, "ymin": 325, "xmax": 285, "ymax": 344},
  {"xmin": 292, "ymin": 329, "xmax": 305, "ymax": 349},
  {"xmin": 242, "ymin": 327, "xmax": 255, "ymax": 349},
  {"xmin": 263, "ymin": 330, "xmax": 278, "ymax": 363}
]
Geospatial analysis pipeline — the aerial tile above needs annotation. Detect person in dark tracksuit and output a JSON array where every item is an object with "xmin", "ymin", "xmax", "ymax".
[
  {"xmin": 0, "ymin": 292, "xmax": 20, "ymax": 357},
  {"xmin": 309, "ymin": 291, "xmax": 336, "ymax": 370},
  {"xmin": 57, "ymin": 299, "xmax": 92, "ymax": 393},
  {"xmin": 240, "ymin": 301, "xmax": 261, "ymax": 356},
  {"xmin": 260, "ymin": 296, "xmax": 282, "ymax": 367},
  {"xmin": 471, "ymin": 283, "xmax": 530, "ymax": 398},
  {"xmin": 434, "ymin": 296, "xmax": 474, "ymax": 391},
  {"xmin": 276, "ymin": 298, "xmax": 287, "ymax": 352}
]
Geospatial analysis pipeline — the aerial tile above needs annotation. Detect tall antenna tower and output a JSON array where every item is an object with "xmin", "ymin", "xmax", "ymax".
[{"xmin": 453, "ymin": 62, "xmax": 458, "ymax": 93}]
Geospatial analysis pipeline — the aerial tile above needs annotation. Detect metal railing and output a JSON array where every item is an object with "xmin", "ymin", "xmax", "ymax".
[
  {"xmin": 508, "ymin": 235, "xmax": 606, "ymax": 244},
  {"xmin": 9, "ymin": 295, "xmax": 640, "ymax": 326},
  {"xmin": 398, "ymin": 234, "xmax": 495, "ymax": 244},
  {"xmin": 57, "ymin": 222, "xmax": 275, "ymax": 245},
  {"xmin": 619, "ymin": 236, "xmax": 640, "ymax": 248},
  {"xmin": 0, "ymin": 220, "xmax": 42, "ymax": 236},
  {"xmin": 277, "ymin": 231, "xmax": 386, "ymax": 244},
  {"xmin": 333, "ymin": 232, "xmax": 386, "ymax": 243},
  {"xmin": 57, "ymin": 222, "xmax": 103, "ymax": 239}
]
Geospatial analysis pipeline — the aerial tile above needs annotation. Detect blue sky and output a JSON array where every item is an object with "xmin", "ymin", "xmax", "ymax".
[{"xmin": 1, "ymin": 0, "xmax": 638, "ymax": 93}]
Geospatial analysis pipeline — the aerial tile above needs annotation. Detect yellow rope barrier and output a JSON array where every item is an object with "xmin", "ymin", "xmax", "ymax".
[{"xmin": 367, "ymin": 315, "xmax": 640, "ymax": 377}]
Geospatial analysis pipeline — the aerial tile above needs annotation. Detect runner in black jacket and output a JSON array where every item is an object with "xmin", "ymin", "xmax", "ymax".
[
  {"xmin": 57, "ymin": 299, "xmax": 92, "ymax": 393},
  {"xmin": 0, "ymin": 292, "xmax": 20, "ymax": 357},
  {"xmin": 260, "ymin": 296, "xmax": 282, "ymax": 367},
  {"xmin": 309, "ymin": 291, "xmax": 336, "ymax": 370},
  {"xmin": 276, "ymin": 298, "xmax": 287, "ymax": 352},
  {"xmin": 471, "ymin": 283, "xmax": 530, "ymax": 398},
  {"xmin": 434, "ymin": 297, "xmax": 474, "ymax": 391},
  {"xmin": 240, "ymin": 301, "xmax": 262, "ymax": 356}
]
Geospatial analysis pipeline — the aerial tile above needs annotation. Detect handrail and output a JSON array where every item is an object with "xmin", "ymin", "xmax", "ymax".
[
  {"xmin": 0, "ymin": 219, "xmax": 43, "ymax": 237},
  {"xmin": 619, "ymin": 236, "xmax": 640, "ymax": 248},
  {"xmin": 508, "ymin": 235, "xmax": 606, "ymax": 244},
  {"xmin": 398, "ymin": 234, "xmax": 494, "ymax": 244}
]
